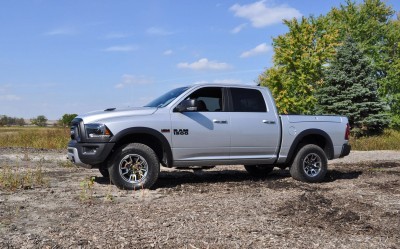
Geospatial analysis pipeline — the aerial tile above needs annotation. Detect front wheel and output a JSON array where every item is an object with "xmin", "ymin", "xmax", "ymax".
[
  {"xmin": 290, "ymin": 144, "xmax": 327, "ymax": 183},
  {"xmin": 109, "ymin": 143, "xmax": 160, "ymax": 190}
]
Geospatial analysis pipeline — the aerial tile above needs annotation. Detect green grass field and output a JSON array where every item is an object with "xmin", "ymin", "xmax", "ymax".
[{"xmin": 0, "ymin": 127, "xmax": 399, "ymax": 151}]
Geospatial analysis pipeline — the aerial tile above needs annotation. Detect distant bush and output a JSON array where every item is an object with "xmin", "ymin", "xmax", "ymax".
[
  {"xmin": 30, "ymin": 115, "xmax": 48, "ymax": 127},
  {"xmin": 0, "ymin": 115, "xmax": 25, "ymax": 126}
]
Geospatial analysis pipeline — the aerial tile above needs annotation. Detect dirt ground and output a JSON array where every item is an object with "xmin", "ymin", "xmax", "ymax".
[{"xmin": 0, "ymin": 148, "xmax": 399, "ymax": 249}]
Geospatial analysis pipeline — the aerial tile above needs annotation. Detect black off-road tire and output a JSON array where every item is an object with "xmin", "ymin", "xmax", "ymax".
[
  {"xmin": 244, "ymin": 165, "xmax": 274, "ymax": 177},
  {"xmin": 290, "ymin": 144, "xmax": 328, "ymax": 183},
  {"xmin": 109, "ymin": 143, "xmax": 160, "ymax": 190}
]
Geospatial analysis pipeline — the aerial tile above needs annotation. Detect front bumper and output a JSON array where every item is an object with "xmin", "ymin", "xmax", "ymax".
[
  {"xmin": 67, "ymin": 147, "xmax": 91, "ymax": 168},
  {"xmin": 340, "ymin": 143, "xmax": 351, "ymax": 158},
  {"xmin": 67, "ymin": 140, "xmax": 115, "ymax": 168}
]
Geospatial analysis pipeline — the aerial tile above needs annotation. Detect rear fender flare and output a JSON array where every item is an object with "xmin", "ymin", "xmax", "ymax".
[{"xmin": 286, "ymin": 129, "xmax": 334, "ymax": 162}]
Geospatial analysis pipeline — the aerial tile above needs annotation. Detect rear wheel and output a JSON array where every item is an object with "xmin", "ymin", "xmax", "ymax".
[
  {"xmin": 109, "ymin": 143, "xmax": 160, "ymax": 190},
  {"xmin": 244, "ymin": 165, "xmax": 274, "ymax": 177},
  {"xmin": 290, "ymin": 144, "xmax": 327, "ymax": 182}
]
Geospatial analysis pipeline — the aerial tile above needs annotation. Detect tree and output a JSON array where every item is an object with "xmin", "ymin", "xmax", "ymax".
[
  {"xmin": 383, "ymin": 13, "xmax": 400, "ymax": 128},
  {"xmin": 0, "ymin": 115, "xmax": 25, "ymax": 126},
  {"xmin": 58, "ymin": 113, "xmax": 78, "ymax": 127},
  {"xmin": 0, "ymin": 115, "xmax": 7, "ymax": 126},
  {"xmin": 259, "ymin": 0, "xmax": 400, "ymax": 126},
  {"xmin": 315, "ymin": 37, "xmax": 389, "ymax": 137},
  {"xmin": 259, "ymin": 16, "xmax": 339, "ymax": 114},
  {"xmin": 16, "ymin": 118, "xmax": 26, "ymax": 126},
  {"xmin": 327, "ymin": 0, "xmax": 398, "ymax": 127},
  {"xmin": 31, "ymin": 115, "xmax": 48, "ymax": 127}
]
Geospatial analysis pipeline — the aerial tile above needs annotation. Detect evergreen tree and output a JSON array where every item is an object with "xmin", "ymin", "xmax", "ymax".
[{"xmin": 316, "ymin": 37, "xmax": 389, "ymax": 137}]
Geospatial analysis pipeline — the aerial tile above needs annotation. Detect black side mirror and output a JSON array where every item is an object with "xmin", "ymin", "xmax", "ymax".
[{"xmin": 174, "ymin": 99, "xmax": 198, "ymax": 112}]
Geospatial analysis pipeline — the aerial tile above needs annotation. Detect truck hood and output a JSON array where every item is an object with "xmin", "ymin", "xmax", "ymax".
[{"xmin": 78, "ymin": 107, "xmax": 158, "ymax": 124}]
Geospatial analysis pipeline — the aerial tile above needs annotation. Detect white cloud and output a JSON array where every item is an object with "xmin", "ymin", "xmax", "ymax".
[
  {"xmin": 104, "ymin": 45, "xmax": 138, "ymax": 52},
  {"xmin": 231, "ymin": 23, "xmax": 247, "ymax": 34},
  {"xmin": 115, "ymin": 74, "xmax": 153, "ymax": 89},
  {"xmin": 146, "ymin": 27, "xmax": 174, "ymax": 36},
  {"xmin": 45, "ymin": 27, "xmax": 78, "ymax": 36},
  {"xmin": 163, "ymin": 50, "xmax": 173, "ymax": 56},
  {"xmin": 230, "ymin": 0, "xmax": 301, "ymax": 28},
  {"xmin": 240, "ymin": 43, "xmax": 271, "ymax": 58},
  {"xmin": 0, "ymin": 94, "xmax": 21, "ymax": 101},
  {"xmin": 177, "ymin": 58, "xmax": 231, "ymax": 71}
]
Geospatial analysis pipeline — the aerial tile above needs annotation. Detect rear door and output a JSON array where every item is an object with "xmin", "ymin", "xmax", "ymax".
[{"xmin": 228, "ymin": 87, "xmax": 280, "ymax": 162}]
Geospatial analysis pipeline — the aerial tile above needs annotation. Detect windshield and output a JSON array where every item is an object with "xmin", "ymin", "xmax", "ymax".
[{"xmin": 144, "ymin": 86, "xmax": 189, "ymax": 108}]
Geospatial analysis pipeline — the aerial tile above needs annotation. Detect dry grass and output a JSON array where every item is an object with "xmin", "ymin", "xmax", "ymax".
[
  {"xmin": 0, "ymin": 127, "xmax": 69, "ymax": 150},
  {"xmin": 350, "ymin": 129, "xmax": 400, "ymax": 151},
  {"xmin": 0, "ymin": 127, "xmax": 399, "ymax": 151}
]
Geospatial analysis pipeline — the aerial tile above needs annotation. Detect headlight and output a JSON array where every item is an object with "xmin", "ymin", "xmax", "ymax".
[{"xmin": 85, "ymin": 123, "xmax": 112, "ymax": 138}]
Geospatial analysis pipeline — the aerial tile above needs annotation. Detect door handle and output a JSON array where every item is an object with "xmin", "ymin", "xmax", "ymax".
[
  {"xmin": 263, "ymin": 120, "xmax": 276, "ymax": 124},
  {"xmin": 213, "ymin": 119, "xmax": 228, "ymax": 124}
]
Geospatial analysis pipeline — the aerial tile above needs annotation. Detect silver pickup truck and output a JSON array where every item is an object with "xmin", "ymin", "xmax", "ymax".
[{"xmin": 67, "ymin": 84, "xmax": 351, "ymax": 189}]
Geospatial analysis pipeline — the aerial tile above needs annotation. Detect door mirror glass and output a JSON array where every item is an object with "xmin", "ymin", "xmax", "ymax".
[{"xmin": 174, "ymin": 99, "xmax": 199, "ymax": 112}]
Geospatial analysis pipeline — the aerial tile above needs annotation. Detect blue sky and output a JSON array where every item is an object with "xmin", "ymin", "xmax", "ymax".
[{"xmin": 1, "ymin": 0, "xmax": 399, "ymax": 120}]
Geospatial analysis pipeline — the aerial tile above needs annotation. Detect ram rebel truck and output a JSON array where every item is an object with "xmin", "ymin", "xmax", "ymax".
[{"xmin": 67, "ymin": 84, "xmax": 351, "ymax": 189}]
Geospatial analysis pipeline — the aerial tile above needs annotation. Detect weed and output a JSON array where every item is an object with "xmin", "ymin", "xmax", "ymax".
[
  {"xmin": 79, "ymin": 176, "xmax": 95, "ymax": 202},
  {"xmin": 0, "ymin": 162, "xmax": 48, "ymax": 191},
  {"xmin": 57, "ymin": 160, "xmax": 76, "ymax": 168},
  {"xmin": 104, "ymin": 184, "xmax": 115, "ymax": 203}
]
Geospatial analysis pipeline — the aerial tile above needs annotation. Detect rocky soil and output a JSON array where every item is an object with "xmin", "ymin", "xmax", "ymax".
[{"xmin": 0, "ymin": 148, "xmax": 399, "ymax": 248}]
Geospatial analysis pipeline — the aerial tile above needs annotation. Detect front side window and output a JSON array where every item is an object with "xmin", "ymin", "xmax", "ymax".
[
  {"xmin": 230, "ymin": 88, "xmax": 267, "ymax": 112},
  {"xmin": 185, "ymin": 87, "xmax": 223, "ymax": 112}
]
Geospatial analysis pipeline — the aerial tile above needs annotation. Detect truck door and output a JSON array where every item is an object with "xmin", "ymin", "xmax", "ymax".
[
  {"xmin": 228, "ymin": 87, "xmax": 280, "ymax": 162},
  {"xmin": 170, "ymin": 87, "xmax": 231, "ymax": 162}
]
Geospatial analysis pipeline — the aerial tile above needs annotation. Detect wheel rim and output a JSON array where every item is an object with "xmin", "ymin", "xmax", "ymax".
[
  {"xmin": 119, "ymin": 154, "xmax": 148, "ymax": 184},
  {"xmin": 302, "ymin": 153, "xmax": 322, "ymax": 177}
]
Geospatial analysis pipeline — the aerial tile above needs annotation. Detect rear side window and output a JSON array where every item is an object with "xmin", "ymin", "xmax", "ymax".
[{"xmin": 230, "ymin": 88, "xmax": 267, "ymax": 112}]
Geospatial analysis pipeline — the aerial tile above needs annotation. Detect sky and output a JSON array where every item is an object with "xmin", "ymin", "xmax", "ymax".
[{"xmin": 1, "ymin": 0, "xmax": 399, "ymax": 120}]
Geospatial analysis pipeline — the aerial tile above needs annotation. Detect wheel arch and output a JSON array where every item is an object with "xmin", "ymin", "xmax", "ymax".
[
  {"xmin": 286, "ymin": 129, "xmax": 334, "ymax": 163},
  {"xmin": 109, "ymin": 127, "xmax": 173, "ymax": 167}
]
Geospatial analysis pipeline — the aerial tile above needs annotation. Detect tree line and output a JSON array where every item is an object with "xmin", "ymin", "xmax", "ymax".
[
  {"xmin": 0, "ymin": 114, "xmax": 77, "ymax": 127},
  {"xmin": 259, "ymin": 0, "xmax": 399, "ymax": 136}
]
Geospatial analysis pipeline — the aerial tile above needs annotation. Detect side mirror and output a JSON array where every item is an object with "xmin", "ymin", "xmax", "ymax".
[{"xmin": 174, "ymin": 99, "xmax": 198, "ymax": 112}]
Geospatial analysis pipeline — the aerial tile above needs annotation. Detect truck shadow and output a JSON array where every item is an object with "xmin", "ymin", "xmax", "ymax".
[{"xmin": 92, "ymin": 168, "xmax": 362, "ymax": 189}]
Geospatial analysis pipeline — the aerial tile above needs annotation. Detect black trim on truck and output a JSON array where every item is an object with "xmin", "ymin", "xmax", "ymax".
[
  {"xmin": 340, "ymin": 144, "xmax": 351, "ymax": 158},
  {"xmin": 68, "ymin": 140, "xmax": 115, "ymax": 166},
  {"xmin": 285, "ymin": 129, "xmax": 334, "ymax": 162},
  {"xmin": 110, "ymin": 127, "xmax": 174, "ymax": 167}
]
